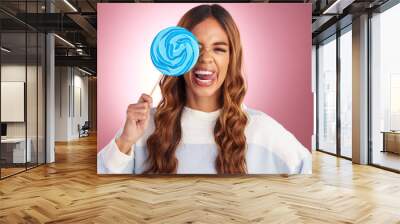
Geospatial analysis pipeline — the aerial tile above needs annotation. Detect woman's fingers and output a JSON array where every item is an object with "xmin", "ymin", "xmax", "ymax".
[
  {"xmin": 127, "ymin": 111, "xmax": 148, "ymax": 121},
  {"xmin": 138, "ymin": 93, "xmax": 153, "ymax": 107},
  {"xmin": 125, "ymin": 93, "xmax": 153, "ymax": 127},
  {"xmin": 127, "ymin": 104, "xmax": 146, "ymax": 112},
  {"xmin": 127, "ymin": 102, "xmax": 151, "ymax": 112},
  {"xmin": 118, "ymin": 94, "xmax": 153, "ymax": 148}
]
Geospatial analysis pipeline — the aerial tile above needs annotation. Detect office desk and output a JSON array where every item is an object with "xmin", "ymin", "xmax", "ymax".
[
  {"xmin": 382, "ymin": 131, "xmax": 400, "ymax": 154},
  {"xmin": 1, "ymin": 138, "xmax": 32, "ymax": 163}
]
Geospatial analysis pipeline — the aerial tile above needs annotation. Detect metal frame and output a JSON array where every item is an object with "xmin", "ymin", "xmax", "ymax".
[
  {"xmin": 0, "ymin": 20, "xmax": 2, "ymax": 179},
  {"xmin": 25, "ymin": 2, "xmax": 28, "ymax": 172},
  {"xmin": 367, "ymin": 10, "xmax": 373, "ymax": 166},
  {"xmin": 44, "ymin": 0, "xmax": 47, "ymax": 165},
  {"xmin": 316, "ymin": 44, "xmax": 319, "ymax": 151},
  {"xmin": 36, "ymin": 1, "xmax": 39, "ymax": 168},
  {"xmin": 336, "ymin": 24, "xmax": 341, "ymax": 157}
]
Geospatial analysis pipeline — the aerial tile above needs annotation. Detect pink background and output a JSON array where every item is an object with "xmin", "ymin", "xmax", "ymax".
[{"xmin": 97, "ymin": 3, "xmax": 312, "ymax": 152}]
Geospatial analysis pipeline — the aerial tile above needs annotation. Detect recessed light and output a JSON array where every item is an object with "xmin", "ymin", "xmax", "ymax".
[
  {"xmin": 54, "ymin": 34, "xmax": 75, "ymax": 48},
  {"xmin": 63, "ymin": 0, "xmax": 78, "ymax": 12},
  {"xmin": 77, "ymin": 67, "xmax": 93, "ymax": 76},
  {"xmin": 1, "ymin": 47, "xmax": 11, "ymax": 53},
  {"xmin": 322, "ymin": 0, "xmax": 355, "ymax": 15}
]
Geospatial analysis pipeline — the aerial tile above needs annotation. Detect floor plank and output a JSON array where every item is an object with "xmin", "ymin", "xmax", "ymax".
[{"xmin": 0, "ymin": 134, "xmax": 400, "ymax": 223}]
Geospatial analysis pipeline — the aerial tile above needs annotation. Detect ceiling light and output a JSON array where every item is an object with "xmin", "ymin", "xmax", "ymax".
[
  {"xmin": 78, "ymin": 67, "xmax": 93, "ymax": 76},
  {"xmin": 322, "ymin": 0, "xmax": 355, "ymax": 15},
  {"xmin": 63, "ymin": 0, "xmax": 78, "ymax": 12},
  {"xmin": 54, "ymin": 34, "xmax": 75, "ymax": 48},
  {"xmin": 1, "ymin": 47, "xmax": 11, "ymax": 53}
]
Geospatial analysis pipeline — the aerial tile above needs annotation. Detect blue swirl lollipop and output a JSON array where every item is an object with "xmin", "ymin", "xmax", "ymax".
[{"xmin": 150, "ymin": 26, "xmax": 199, "ymax": 76}]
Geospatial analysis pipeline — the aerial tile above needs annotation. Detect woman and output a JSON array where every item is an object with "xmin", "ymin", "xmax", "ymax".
[{"xmin": 98, "ymin": 4, "xmax": 311, "ymax": 174}]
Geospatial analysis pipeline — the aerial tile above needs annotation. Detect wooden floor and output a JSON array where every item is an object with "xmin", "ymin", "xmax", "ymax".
[
  {"xmin": 0, "ymin": 167, "xmax": 26, "ymax": 178},
  {"xmin": 1, "ymin": 134, "xmax": 400, "ymax": 223},
  {"xmin": 1, "ymin": 163, "xmax": 45, "ymax": 178},
  {"xmin": 372, "ymin": 150, "xmax": 400, "ymax": 171}
]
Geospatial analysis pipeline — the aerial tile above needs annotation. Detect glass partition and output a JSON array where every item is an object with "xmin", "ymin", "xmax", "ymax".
[
  {"xmin": 1, "ymin": 30, "xmax": 28, "ymax": 177},
  {"xmin": 27, "ymin": 31, "xmax": 38, "ymax": 169},
  {"xmin": 0, "ymin": 1, "xmax": 46, "ymax": 179}
]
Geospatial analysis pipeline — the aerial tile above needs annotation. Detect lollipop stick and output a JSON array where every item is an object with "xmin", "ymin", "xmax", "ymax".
[{"xmin": 149, "ymin": 74, "xmax": 163, "ymax": 96}]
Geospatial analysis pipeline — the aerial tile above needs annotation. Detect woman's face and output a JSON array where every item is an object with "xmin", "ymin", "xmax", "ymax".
[{"xmin": 184, "ymin": 17, "xmax": 230, "ymax": 100}]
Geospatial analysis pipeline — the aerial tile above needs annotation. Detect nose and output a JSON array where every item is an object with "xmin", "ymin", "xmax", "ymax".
[{"xmin": 198, "ymin": 47, "xmax": 213, "ymax": 64}]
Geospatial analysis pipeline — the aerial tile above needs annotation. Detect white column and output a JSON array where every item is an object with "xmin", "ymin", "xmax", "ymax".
[
  {"xmin": 352, "ymin": 14, "xmax": 369, "ymax": 164},
  {"xmin": 46, "ymin": 1, "xmax": 55, "ymax": 163}
]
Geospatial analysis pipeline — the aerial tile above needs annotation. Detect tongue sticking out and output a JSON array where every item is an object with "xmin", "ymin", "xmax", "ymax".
[
  {"xmin": 193, "ymin": 71, "xmax": 216, "ymax": 87},
  {"xmin": 193, "ymin": 70, "xmax": 217, "ymax": 87},
  {"xmin": 196, "ymin": 74, "xmax": 214, "ymax": 80}
]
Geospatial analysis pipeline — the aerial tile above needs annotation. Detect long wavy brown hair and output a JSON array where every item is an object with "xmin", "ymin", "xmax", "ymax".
[{"xmin": 145, "ymin": 4, "xmax": 248, "ymax": 174}]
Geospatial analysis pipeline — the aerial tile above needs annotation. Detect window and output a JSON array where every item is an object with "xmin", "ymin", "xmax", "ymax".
[
  {"xmin": 390, "ymin": 74, "xmax": 400, "ymax": 130},
  {"xmin": 339, "ymin": 27, "xmax": 352, "ymax": 158},
  {"xmin": 370, "ymin": 2, "xmax": 400, "ymax": 171},
  {"xmin": 317, "ymin": 36, "xmax": 337, "ymax": 154}
]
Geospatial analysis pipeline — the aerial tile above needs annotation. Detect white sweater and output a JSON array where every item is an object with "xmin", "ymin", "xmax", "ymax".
[{"xmin": 97, "ymin": 106, "xmax": 312, "ymax": 174}]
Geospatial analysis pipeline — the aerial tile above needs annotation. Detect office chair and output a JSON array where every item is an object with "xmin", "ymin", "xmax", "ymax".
[{"xmin": 78, "ymin": 121, "xmax": 90, "ymax": 138}]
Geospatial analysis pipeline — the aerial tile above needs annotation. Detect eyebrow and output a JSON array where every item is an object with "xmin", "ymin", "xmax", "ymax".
[{"xmin": 213, "ymin": 42, "xmax": 228, "ymax": 46}]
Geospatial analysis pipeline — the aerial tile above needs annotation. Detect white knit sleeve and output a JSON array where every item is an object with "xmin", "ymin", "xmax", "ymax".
[
  {"xmin": 255, "ymin": 112, "xmax": 312, "ymax": 174},
  {"xmin": 97, "ymin": 129, "xmax": 134, "ymax": 174}
]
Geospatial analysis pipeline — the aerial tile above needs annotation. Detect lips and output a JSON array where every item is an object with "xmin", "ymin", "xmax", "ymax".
[{"xmin": 192, "ymin": 69, "xmax": 217, "ymax": 87}]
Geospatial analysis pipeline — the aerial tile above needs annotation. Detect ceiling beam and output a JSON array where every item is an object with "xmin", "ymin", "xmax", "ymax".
[
  {"xmin": 67, "ymin": 13, "xmax": 97, "ymax": 43},
  {"xmin": 55, "ymin": 55, "xmax": 96, "ymax": 69}
]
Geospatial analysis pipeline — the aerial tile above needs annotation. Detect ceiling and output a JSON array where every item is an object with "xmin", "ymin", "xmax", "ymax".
[{"xmin": 0, "ymin": 0, "xmax": 393, "ymax": 75}]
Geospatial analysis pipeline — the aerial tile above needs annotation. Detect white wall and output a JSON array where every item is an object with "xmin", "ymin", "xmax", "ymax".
[
  {"xmin": 72, "ymin": 73, "xmax": 89, "ymax": 138},
  {"xmin": 1, "ymin": 65, "xmax": 42, "ymax": 137},
  {"xmin": 1, "ymin": 63, "xmax": 46, "ymax": 163},
  {"xmin": 1, "ymin": 65, "xmax": 27, "ymax": 141},
  {"xmin": 55, "ymin": 66, "xmax": 70, "ymax": 141},
  {"xmin": 1, "ymin": 65, "xmax": 26, "ymax": 134},
  {"xmin": 55, "ymin": 67, "xmax": 89, "ymax": 141}
]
